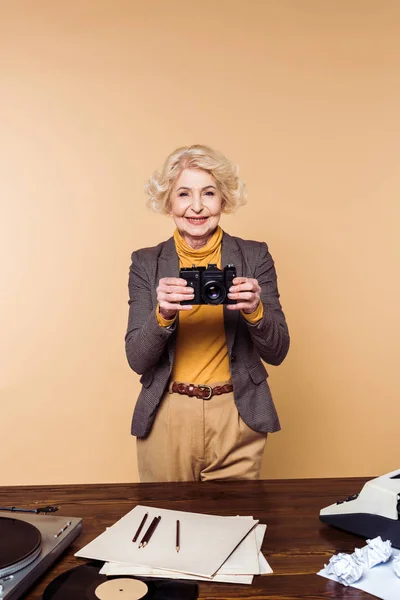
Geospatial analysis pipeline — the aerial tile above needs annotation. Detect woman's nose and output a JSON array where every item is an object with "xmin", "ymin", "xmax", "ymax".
[{"xmin": 191, "ymin": 193, "xmax": 203, "ymax": 213}]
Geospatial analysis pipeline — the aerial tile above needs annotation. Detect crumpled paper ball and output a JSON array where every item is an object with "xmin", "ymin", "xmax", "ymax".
[
  {"xmin": 353, "ymin": 536, "xmax": 392, "ymax": 568},
  {"xmin": 325, "ymin": 552, "xmax": 364, "ymax": 586},
  {"xmin": 393, "ymin": 554, "xmax": 400, "ymax": 578}
]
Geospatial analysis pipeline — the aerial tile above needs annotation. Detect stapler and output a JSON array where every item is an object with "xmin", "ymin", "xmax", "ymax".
[{"xmin": 320, "ymin": 469, "xmax": 400, "ymax": 548}]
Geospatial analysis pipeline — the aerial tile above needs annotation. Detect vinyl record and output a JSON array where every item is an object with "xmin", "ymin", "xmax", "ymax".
[
  {"xmin": 43, "ymin": 562, "xmax": 199, "ymax": 600},
  {"xmin": 0, "ymin": 516, "xmax": 42, "ymax": 577}
]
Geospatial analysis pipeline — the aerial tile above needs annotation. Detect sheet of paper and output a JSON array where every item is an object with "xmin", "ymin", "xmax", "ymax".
[
  {"xmin": 101, "ymin": 523, "xmax": 266, "ymax": 576},
  {"xmin": 218, "ymin": 522, "xmax": 263, "ymax": 574},
  {"xmin": 259, "ymin": 553, "xmax": 272, "ymax": 574},
  {"xmin": 100, "ymin": 563, "xmax": 255, "ymax": 585},
  {"xmin": 75, "ymin": 505, "xmax": 258, "ymax": 578},
  {"xmin": 318, "ymin": 548, "xmax": 400, "ymax": 600},
  {"xmin": 99, "ymin": 523, "xmax": 272, "ymax": 584},
  {"xmin": 255, "ymin": 525, "xmax": 273, "ymax": 575},
  {"xmin": 100, "ymin": 553, "xmax": 272, "ymax": 584},
  {"xmin": 219, "ymin": 522, "xmax": 272, "ymax": 575}
]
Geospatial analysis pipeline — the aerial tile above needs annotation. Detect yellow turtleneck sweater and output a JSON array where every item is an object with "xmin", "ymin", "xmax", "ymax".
[{"xmin": 156, "ymin": 227, "xmax": 263, "ymax": 384}]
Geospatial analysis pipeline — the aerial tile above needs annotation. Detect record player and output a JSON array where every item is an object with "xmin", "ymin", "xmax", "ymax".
[{"xmin": 0, "ymin": 510, "xmax": 82, "ymax": 600}]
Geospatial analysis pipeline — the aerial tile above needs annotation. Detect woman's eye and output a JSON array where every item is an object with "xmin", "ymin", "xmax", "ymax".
[
  {"xmin": 178, "ymin": 192, "xmax": 189, "ymax": 197},
  {"xmin": 205, "ymin": 191, "xmax": 214, "ymax": 196}
]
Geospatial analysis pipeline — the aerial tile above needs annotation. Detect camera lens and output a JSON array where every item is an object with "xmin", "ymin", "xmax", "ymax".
[{"xmin": 202, "ymin": 280, "xmax": 226, "ymax": 304}]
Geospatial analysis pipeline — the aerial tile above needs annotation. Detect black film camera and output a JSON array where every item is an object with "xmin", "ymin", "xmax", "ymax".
[{"xmin": 180, "ymin": 263, "xmax": 237, "ymax": 305}]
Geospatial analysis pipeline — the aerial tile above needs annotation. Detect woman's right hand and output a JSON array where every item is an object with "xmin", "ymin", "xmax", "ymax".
[{"xmin": 156, "ymin": 277, "xmax": 194, "ymax": 320}]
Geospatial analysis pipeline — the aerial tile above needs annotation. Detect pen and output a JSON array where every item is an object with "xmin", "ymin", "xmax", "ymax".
[
  {"xmin": 132, "ymin": 512, "xmax": 148, "ymax": 542},
  {"xmin": 140, "ymin": 516, "xmax": 161, "ymax": 548},
  {"xmin": 139, "ymin": 516, "xmax": 161, "ymax": 548},
  {"xmin": 176, "ymin": 519, "xmax": 180, "ymax": 553}
]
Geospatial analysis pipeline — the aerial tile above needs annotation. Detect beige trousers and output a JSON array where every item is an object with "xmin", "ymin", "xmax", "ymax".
[{"xmin": 136, "ymin": 384, "xmax": 267, "ymax": 482}]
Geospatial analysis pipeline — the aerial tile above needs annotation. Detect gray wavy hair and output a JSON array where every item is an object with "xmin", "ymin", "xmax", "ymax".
[{"xmin": 145, "ymin": 145, "xmax": 247, "ymax": 214}]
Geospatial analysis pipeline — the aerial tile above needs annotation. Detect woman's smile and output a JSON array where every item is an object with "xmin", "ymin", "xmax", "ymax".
[{"xmin": 185, "ymin": 216, "xmax": 209, "ymax": 225}]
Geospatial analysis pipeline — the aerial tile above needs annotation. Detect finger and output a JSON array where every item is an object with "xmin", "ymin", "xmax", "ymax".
[
  {"xmin": 159, "ymin": 277, "xmax": 188, "ymax": 286},
  {"xmin": 228, "ymin": 291, "xmax": 256, "ymax": 301},
  {"xmin": 158, "ymin": 284, "xmax": 194, "ymax": 295},
  {"xmin": 159, "ymin": 301, "xmax": 193, "ymax": 311},
  {"xmin": 230, "ymin": 280, "xmax": 260, "ymax": 293},
  {"xmin": 226, "ymin": 302, "xmax": 256, "ymax": 312},
  {"xmin": 232, "ymin": 277, "xmax": 258, "ymax": 285},
  {"xmin": 229, "ymin": 284, "xmax": 256, "ymax": 293},
  {"xmin": 158, "ymin": 292, "xmax": 194, "ymax": 303},
  {"xmin": 225, "ymin": 303, "xmax": 243, "ymax": 311}
]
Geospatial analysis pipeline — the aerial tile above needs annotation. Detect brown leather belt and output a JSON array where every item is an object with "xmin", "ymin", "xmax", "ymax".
[{"xmin": 171, "ymin": 381, "xmax": 233, "ymax": 400}]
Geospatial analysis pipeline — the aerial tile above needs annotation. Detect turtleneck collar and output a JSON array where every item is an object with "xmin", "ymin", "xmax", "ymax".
[{"xmin": 173, "ymin": 226, "xmax": 223, "ymax": 261}]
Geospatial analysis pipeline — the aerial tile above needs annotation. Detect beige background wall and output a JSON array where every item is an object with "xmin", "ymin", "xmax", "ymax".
[{"xmin": 1, "ymin": 0, "xmax": 399, "ymax": 485}]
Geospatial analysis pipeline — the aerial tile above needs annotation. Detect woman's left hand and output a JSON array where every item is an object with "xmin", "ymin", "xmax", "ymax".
[{"xmin": 227, "ymin": 277, "xmax": 261, "ymax": 314}]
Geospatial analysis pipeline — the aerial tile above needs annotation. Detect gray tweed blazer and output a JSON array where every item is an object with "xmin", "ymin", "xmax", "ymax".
[{"xmin": 125, "ymin": 230, "xmax": 289, "ymax": 438}]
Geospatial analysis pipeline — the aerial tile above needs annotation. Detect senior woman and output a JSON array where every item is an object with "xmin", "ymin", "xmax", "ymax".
[{"xmin": 125, "ymin": 145, "xmax": 289, "ymax": 482}]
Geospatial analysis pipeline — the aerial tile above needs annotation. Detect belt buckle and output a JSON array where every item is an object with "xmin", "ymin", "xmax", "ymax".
[{"xmin": 198, "ymin": 384, "xmax": 212, "ymax": 400}]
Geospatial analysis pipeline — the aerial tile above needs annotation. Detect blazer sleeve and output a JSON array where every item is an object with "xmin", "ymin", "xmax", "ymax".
[
  {"xmin": 244, "ymin": 242, "xmax": 290, "ymax": 365},
  {"xmin": 125, "ymin": 251, "xmax": 175, "ymax": 375}
]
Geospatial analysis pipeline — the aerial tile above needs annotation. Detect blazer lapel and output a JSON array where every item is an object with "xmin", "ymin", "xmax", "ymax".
[
  {"xmin": 222, "ymin": 231, "xmax": 243, "ymax": 356},
  {"xmin": 157, "ymin": 237, "xmax": 179, "ymax": 283},
  {"xmin": 157, "ymin": 237, "xmax": 179, "ymax": 366}
]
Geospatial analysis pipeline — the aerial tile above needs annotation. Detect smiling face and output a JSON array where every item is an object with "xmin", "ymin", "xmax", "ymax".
[{"xmin": 169, "ymin": 168, "xmax": 223, "ymax": 249}]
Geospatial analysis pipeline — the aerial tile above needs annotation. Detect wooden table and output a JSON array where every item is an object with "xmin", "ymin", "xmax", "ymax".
[{"xmin": 1, "ymin": 478, "xmax": 375, "ymax": 599}]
